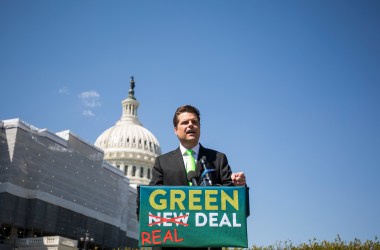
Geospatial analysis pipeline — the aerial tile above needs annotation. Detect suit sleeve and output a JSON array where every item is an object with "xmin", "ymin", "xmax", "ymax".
[
  {"xmin": 218, "ymin": 153, "xmax": 234, "ymax": 186},
  {"xmin": 149, "ymin": 157, "xmax": 164, "ymax": 186}
]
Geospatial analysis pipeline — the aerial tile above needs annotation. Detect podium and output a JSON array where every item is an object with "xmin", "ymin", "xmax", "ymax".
[{"xmin": 138, "ymin": 186, "xmax": 248, "ymax": 248}]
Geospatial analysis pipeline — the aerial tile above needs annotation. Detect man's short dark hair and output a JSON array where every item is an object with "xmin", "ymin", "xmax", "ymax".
[{"xmin": 173, "ymin": 105, "xmax": 200, "ymax": 127}]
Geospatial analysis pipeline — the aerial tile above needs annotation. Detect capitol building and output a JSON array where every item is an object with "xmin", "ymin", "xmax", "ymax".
[
  {"xmin": 0, "ymin": 77, "xmax": 161, "ymax": 250},
  {"xmin": 95, "ymin": 76, "xmax": 161, "ymax": 187}
]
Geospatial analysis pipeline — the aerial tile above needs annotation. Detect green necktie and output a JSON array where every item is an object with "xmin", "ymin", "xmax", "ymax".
[{"xmin": 185, "ymin": 149, "xmax": 196, "ymax": 185}]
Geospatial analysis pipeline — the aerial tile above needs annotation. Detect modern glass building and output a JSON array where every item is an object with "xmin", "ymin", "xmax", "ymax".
[{"xmin": 0, "ymin": 77, "xmax": 161, "ymax": 250}]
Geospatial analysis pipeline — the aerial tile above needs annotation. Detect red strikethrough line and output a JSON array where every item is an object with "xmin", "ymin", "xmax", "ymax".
[{"xmin": 148, "ymin": 214, "xmax": 189, "ymax": 227}]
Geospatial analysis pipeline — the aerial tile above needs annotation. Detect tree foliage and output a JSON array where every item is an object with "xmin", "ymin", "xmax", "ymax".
[{"xmin": 249, "ymin": 235, "xmax": 380, "ymax": 250}]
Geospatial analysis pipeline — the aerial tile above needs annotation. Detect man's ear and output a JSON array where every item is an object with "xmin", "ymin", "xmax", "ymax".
[{"xmin": 174, "ymin": 126, "xmax": 178, "ymax": 135}]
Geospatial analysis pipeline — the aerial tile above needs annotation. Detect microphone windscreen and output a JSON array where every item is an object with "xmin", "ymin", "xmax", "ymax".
[
  {"xmin": 200, "ymin": 156, "xmax": 207, "ymax": 165},
  {"xmin": 187, "ymin": 171, "xmax": 197, "ymax": 182}
]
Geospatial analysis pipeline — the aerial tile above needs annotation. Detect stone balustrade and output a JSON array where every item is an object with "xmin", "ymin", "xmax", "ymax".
[{"xmin": 16, "ymin": 236, "xmax": 77, "ymax": 250}]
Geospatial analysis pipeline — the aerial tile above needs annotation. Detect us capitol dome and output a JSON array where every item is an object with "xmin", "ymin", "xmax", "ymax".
[{"xmin": 95, "ymin": 76, "xmax": 161, "ymax": 186}]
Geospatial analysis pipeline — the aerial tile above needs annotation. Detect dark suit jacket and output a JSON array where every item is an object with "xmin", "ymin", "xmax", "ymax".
[
  {"xmin": 149, "ymin": 144, "xmax": 234, "ymax": 186},
  {"xmin": 148, "ymin": 145, "xmax": 233, "ymax": 250}
]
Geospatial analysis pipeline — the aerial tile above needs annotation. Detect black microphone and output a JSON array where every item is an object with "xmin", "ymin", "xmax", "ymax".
[
  {"xmin": 187, "ymin": 171, "xmax": 198, "ymax": 186},
  {"xmin": 200, "ymin": 156, "xmax": 214, "ymax": 186}
]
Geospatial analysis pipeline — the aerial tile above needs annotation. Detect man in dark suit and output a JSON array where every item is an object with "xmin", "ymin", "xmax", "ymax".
[
  {"xmin": 149, "ymin": 104, "xmax": 246, "ymax": 187},
  {"xmin": 148, "ymin": 105, "xmax": 246, "ymax": 250}
]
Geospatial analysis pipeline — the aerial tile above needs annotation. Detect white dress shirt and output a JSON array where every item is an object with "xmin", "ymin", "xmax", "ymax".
[{"xmin": 179, "ymin": 143, "xmax": 200, "ymax": 171}]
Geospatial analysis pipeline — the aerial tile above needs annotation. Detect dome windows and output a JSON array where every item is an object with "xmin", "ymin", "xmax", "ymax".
[
  {"xmin": 132, "ymin": 166, "xmax": 136, "ymax": 177},
  {"xmin": 140, "ymin": 167, "xmax": 144, "ymax": 178}
]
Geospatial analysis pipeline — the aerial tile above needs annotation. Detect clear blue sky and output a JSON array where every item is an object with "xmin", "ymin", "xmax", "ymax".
[{"xmin": 1, "ymin": 0, "xmax": 379, "ymax": 247}]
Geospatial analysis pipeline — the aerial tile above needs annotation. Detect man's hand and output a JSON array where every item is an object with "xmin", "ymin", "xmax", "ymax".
[{"xmin": 231, "ymin": 172, "xmax": 246, "ymax": 186}]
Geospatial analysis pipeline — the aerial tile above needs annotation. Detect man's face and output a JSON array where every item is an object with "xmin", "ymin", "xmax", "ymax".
[{"xmin": 174, "ymin": 112, "xmax": 200, "ymax": 149}]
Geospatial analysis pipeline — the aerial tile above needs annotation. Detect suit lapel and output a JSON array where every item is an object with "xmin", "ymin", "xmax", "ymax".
[
  {"xmin": 196, "ymin": 144, "xmax": 206, "ymax": 175},
  {"xmin": 172, "ymin": 147, "xmax": 188, "ymax": 184}
]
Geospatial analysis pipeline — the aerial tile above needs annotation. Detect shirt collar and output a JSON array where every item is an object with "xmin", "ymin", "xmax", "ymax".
[{"xmin": 180, "ymin": 143, "xmax": 200, "ymax": 156}]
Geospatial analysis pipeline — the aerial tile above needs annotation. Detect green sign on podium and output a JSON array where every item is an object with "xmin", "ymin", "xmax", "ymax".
[{"xmin": 138, "ymin": 186, "xmax": 248, "ymax": 248}]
